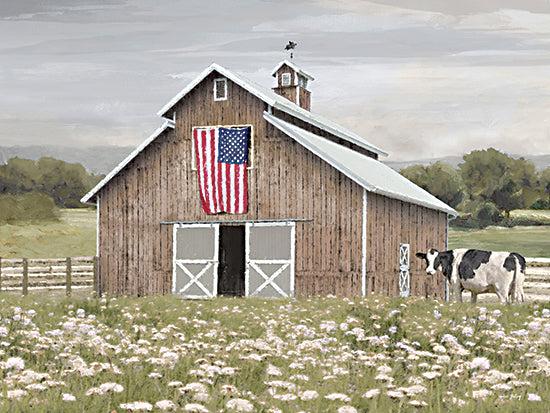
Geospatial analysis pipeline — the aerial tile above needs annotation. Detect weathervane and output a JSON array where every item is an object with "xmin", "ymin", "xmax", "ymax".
[{"xmin": 284, "ymin": 41, "xmax": 297, "ymax": 59}]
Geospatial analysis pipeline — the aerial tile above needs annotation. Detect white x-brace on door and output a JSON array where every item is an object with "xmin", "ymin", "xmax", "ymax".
[
  {"xmin": 399, "ymin": 243, "xmax": 410, "ymax": 298},
  {"xmin": 245, "ymin": 222, "xmax": 295, "ymax": 298},
  {"xmin": 173, "ymin": 224, "xmax": 219, "ymax": 299}
]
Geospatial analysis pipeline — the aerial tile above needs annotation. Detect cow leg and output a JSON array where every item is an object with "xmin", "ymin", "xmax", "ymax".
[
  {"xmin": 454, "ymin": 284, "xmax": 462, "ymax": 302},
  {"xmin": 470, "ymin": 293, "xmax": 477, "ymax": 304},
  {"xmin": 495, "ymin": 289, "xmax": 508, "ymax": 304}
]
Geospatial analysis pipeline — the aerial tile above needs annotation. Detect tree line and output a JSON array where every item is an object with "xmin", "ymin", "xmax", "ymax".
[
  {"xmin": 0, "ymin": 157, "xmax": 104, "ymax": 223},
  {"xmin": 400, "ymin": 148, "xmax": 550, "ymax": 228}
]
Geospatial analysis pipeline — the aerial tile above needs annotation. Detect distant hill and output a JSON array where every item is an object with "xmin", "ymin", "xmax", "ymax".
[
  {"xmin": 384, "ymin": 154, "xmax": 550, "ymax": 172},
  {"xmin": 0, "ymin": 145, "xmax": 135, "ymax": 175},
  {"xmin": 1, "ymin": 145, "xmax": 549, "ymax": 175}
]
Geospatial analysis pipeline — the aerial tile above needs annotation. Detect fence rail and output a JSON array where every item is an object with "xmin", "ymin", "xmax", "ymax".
[
  {"xmin": 0, "ymin": 255, "xmax": 548, "ymax": 299},
  {"xmin": 524, "ymin": 258, "xmax": 550, "ymax": 300},
  {"xmin": 0, "ymin": 256, "xmax": 97, "ymax": 296}
]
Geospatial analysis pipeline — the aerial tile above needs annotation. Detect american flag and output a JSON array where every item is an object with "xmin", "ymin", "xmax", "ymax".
[{"xmin": 193, "ymin": 126, "xmax": 250, "ymax": 214}]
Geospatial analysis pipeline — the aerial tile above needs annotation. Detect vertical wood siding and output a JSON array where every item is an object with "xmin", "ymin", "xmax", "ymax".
[{"xmin": 97, "ymin": 70, "xmax": 447, "ymax": 298}]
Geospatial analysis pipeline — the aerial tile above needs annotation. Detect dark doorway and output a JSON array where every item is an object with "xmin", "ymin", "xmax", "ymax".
[{"xmin": 218, "ymin": 225, "xmax": 245, "ymax": 296}]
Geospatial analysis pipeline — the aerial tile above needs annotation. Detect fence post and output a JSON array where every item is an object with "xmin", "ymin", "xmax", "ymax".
[
  {"xmin": 66, "ymin": 257, "xmax": 72, "ymax": 297},
  {"xmin": 22, "ymin": 258, "xmax": 28, "ymax": 296},
  {"xmin": 93, "ymin": 256, "xmax": 99, "ymax": 296}
]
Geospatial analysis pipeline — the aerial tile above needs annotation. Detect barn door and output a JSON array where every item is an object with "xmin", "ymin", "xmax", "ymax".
[
  {"xmin": 173, "ymin": 224, "xmax": 219, "ymax": 298},
  {"xmin": 399, "ymin": 243, "xmax": 410, "ymax": 297},
  {"xmin": 245, "ymin": 222, "xmax": 295, "ymax": 298}
]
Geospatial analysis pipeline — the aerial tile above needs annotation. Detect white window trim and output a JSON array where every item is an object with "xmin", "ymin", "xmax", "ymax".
[
  {"xmin": 191, "ymin": 124, "xmax": 254, "ymax": 171},
  {"xmin": 281, "ymin": 72, "xmax": 291, "ymax": 87},
  {"xmin": 214, "ymin": 78, "xmax": 227, "ymax": 101}
]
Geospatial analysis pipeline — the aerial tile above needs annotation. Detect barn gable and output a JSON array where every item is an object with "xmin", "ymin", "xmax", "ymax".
[{"xmin": 84, "ymin": 61, "xmax": 456, "ymax": 299}]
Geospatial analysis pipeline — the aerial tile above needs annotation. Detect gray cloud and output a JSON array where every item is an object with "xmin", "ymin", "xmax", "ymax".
[{"xmin": 0, "ymin": 0, "xmax": 549, "ymax": 163}]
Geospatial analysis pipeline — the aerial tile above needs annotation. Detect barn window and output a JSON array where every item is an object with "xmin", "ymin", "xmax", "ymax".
[
  {"xmin": 281, "ymin": 72, "xmax": 291, "ymax": 86},
  {"xmin": 214, "ymin": 78, "xmax": 227, "ymax": 101},
  {"xmin": 191, "ymin": 125, "xmax": 254, "ymax": 171}
]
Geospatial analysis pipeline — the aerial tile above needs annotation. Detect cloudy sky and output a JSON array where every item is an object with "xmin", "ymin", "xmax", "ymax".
[{"xmin": 1, "ymin": 0, "xmax": 550, "ymax": 161}]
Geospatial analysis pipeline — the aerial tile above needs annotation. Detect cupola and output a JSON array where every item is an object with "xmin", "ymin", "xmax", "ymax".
[{"xmin": 271, "ymin": 60, "xmax": 314, "ymax": 111}]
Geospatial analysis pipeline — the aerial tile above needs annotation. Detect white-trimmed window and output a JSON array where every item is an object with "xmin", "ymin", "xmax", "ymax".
[
  {"xmin": 281, "ymin": 72, "xmax": 291, "ymax": 86},
  {"xmin": 191, "ymin": 124, "xmax": 254, "ymax": 170},
  {"xmin": 214, "ymin": 78, "xmax": 227, "ymax": 101}
]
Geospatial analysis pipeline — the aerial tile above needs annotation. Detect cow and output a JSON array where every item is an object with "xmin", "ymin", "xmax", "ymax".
[{"xmin": 415, "ymin": 249, "xmax": 526, "ymax": 303}]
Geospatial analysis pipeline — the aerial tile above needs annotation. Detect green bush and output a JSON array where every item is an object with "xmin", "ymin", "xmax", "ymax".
[
  {"xmin": 531, "ymin": 199, "xmax": 550, "ymax": 210},
  {"xmin": 0, "ymin": 193, "xmax": 59, "ymax": 224}
]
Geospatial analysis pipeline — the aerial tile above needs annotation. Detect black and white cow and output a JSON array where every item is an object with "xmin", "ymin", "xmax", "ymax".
[{"xmin": 415, "ymin": 249, "xmax": 526, "ymax": 303}]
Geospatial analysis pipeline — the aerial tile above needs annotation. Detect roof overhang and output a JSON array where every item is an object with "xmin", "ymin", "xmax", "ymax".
[{"xmin": 271, "ymin": 60, "xmax": 315, "ymax": 81}]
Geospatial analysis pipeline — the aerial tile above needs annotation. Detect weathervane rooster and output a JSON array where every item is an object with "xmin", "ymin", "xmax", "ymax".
[{"xmin": 284, "ymin": 41, "xmax": 297, "ymax": 59}]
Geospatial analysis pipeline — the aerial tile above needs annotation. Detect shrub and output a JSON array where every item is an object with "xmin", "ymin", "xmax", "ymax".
[
  {"xmin": 0, "ymin": 193, "xmax": 59, "ymax": 224},
  {"xmin": 530, "ymin": 199, "xmax": 550, "ymax": 210}
]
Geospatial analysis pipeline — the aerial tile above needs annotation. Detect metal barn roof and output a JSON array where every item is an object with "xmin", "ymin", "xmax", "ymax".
[{"xmin": 264, "ymin": 112, "xmax": 458, "ymax": 217}]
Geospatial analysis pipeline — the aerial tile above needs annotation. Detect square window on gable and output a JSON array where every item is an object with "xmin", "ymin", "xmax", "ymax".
[{"xmin": 214, "ymin": 78, "xmax": 227, "ymax": 101}]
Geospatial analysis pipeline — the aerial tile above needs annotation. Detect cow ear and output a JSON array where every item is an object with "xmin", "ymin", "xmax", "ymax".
[{"xmin": 415, "ymin": 252, "xmax": 427, "ymax": 260}]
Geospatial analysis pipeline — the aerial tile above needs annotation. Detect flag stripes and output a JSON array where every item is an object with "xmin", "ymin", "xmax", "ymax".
[{"xmin": 193, "ymin": 127, "xmax": 248, "ymax": 214}]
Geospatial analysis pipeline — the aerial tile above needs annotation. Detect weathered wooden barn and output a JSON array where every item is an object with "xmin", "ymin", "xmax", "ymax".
[{"xmin": 82, "ymin": 60, "xmax": 457, "ymax": 299}]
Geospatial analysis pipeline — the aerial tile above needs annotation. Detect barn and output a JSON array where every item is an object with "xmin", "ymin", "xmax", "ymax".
[{"xmin": 82, "ymin": 60, "xmax": 457, "ymax": 299}]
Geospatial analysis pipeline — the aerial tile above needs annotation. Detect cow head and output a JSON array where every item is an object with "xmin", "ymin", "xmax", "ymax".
[
  {"xmin": 416, "ymin": 249, "xmax": 453, "ymax": 279},
  {"xmin": 415, "ymin": 249, "xmax": 440, "ymax": 275}
]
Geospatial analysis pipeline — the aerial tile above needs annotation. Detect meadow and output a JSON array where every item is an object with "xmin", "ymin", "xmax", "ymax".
[
  {"xmin": 0, "ymin": 294, "xmax": 549, "ymax": 412},
  {"xmin": 0, "ymin": 209, "xmax": 96, "ymax": 258}
]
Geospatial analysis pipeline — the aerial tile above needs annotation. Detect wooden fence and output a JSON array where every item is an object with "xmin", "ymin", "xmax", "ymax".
[
  {"xmin": 524, "ymin": 257, "xmax": 550, "ymax": 301},
  {"xmin": 0, "ymin": 256, "xmax": 97, "ymax": 296},
  {"xmin": 0, "ymin": 255, "xmax": 547, "ymax": 299}
]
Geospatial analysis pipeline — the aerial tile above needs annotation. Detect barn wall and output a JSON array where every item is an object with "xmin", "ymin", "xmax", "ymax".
[
  {"xmin": 364, "ymin": 193, "xmax": 448, "ymax": 299},
  {"xmin": 96, "ymin": 69, "xmax": 448, "ymax": 298}
]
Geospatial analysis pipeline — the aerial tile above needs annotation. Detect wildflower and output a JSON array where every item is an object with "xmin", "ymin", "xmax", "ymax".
[
  {"xmin": 386, "ymin": 390, "xmax": 406, "ymax": 398},
  {"xmin": 324, "ymin": 393, "xmax": 351, "ymax": 402},
  {"xmin": 528, "ymin": 393, "xmax": 542, "ymax": 401},
  {"xmin": 226, "ymin": 398, "xmax": 254, "ymax": 412},
  {"xmin": 119, "ymin": 401, "xmax": 153, "ymax": 411},
  {"xmin": 184, "ymin": 403, "xmax": 210, "ymax": 413},
  {"xmin": 362, "ymin": 389, "xmax": 380, "ymax": 399},
  {"xmin": 6, "ymin": 389, "xmax": 28, "ymax": 400},
  {"xmin": 422, "ymin": 372, "xmax": 441, "ymax": 380},
  {"xmin": 5, "ymin": 357, "xmax": 25, "ymax": 371},
  {"xmin": 62, "ymin": 393, "xmax": 76, "ymax": 401},
  {"xmin": 408, "ymin": 400, "xmax": 428, "ymax": 407},
  {"xmin": 266, "ymin": 364, "xmax": 282, "ymax": 376},
  {"xmin": 470, "ymin": 357, "xmax": 491, "ymax": 371},
  {"xmin": 338, "ymin": 406, "xmax": 357, "ymax": 413},
  {"xmin": 221, "ymin": 384, "xmax": 240, "ymax": 395},
  {"xmin": 299, "ymin": 390, "xmax": 319, "ymax": 400},
  {"xmin": 471, "ymin": 389, "xmax": 493, "ymax": 400},
  {"xmin": 148, "ymin": 372, "xmax": 162, "ymax": 378},
  {"xmin": 99, "ymin": 382, "xmax": 124, "ymax": 393},
  {"xmin": 155, "ymin": 400, "xmax": 177, "ymax": 410}
]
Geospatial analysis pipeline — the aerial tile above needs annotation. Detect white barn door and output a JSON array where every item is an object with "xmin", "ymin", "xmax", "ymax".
[
  {"xmin": 173, "ymin": 224, "xmax": 219, "ymax": 298},
  {"xmin": 245, "ymin": 222, "xmax": 295, "ymax": 298}
]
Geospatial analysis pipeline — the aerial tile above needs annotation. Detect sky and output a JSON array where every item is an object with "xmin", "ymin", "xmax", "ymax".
[{"xmin": 1, "ymin": 0, "xmax": 550, "ymax": 161}]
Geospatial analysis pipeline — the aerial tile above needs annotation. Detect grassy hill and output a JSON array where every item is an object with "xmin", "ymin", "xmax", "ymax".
[{"xmin": 0, "ymin": 209, "xmax": 96, "ymax": 258}]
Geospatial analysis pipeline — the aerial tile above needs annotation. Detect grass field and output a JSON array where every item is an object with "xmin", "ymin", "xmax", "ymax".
[
  {"xmin": 0, "ymin": 209, "xmax": 96, "ymax": 258},
  {"xmin": 449, "ymin": 226, "xmax": 550, "ymax": 258},
  {"xmin": 0, "ymin": 294, "xmax": 549, "ymax": 412}
]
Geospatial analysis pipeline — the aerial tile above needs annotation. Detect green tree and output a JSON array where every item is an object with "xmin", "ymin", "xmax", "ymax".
[
  {"xmin": 458, "ymin": 148, "xmax": 522, "ymax": 215},
  {"xmin": 401, "ymin": 161, "xmax": 464, "ymax": 208}
]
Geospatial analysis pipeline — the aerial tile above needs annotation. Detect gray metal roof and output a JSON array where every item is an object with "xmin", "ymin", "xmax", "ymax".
[{"xmin": 264, "ymin": 112, "xmax": 458, "ymax": 216}]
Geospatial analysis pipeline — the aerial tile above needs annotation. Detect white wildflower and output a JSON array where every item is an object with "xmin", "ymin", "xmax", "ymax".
[{"xmin": 226, "ymin": 398, "xmax": 254, "ymax": 412}]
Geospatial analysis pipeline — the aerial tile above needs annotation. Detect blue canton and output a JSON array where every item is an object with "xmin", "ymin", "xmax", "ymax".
[{"xmin": 218, "ymin": 127, "xmax": 250, "ymax": 165}]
